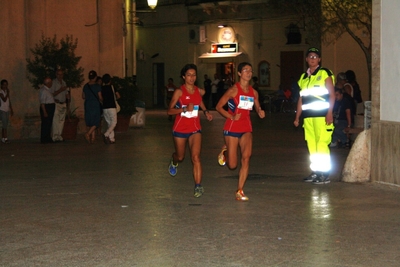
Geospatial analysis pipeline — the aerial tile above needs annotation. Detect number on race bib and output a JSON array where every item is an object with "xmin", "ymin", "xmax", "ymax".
[{"xmin": 237, "ymin": 95, "xmax": 254, "ymax": 110}]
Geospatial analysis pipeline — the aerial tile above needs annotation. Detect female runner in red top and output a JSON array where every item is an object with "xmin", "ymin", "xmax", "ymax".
[
  {"xmin": 167, "ymin": 64, "xmax": 213, "ymax": 198},
  {"xmin": 216, "ymin": 62, "xmax": 265, "ymax": 201}
]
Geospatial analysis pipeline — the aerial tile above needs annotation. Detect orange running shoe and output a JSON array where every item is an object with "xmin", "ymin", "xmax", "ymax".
[
  {"xmin": 235, "ymin": 189, "xmax": 249, "ymax": 201},
  {"xmin": 218, "ymin": 145, "xmax": 227, "ymax": 166}
]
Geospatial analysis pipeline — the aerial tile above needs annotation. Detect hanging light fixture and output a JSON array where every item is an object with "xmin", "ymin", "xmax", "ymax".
[{"xmin": 147, "ymin": 0, "xmax": 157, "ymax": 9}]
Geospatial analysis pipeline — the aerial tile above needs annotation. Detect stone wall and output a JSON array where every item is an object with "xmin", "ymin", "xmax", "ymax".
[{"xmin": 0, "ymin": 0, "xmax": 124, "ymax": 139}]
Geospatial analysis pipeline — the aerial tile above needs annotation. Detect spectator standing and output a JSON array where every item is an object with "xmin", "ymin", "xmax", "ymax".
[
  {"xmin": 0, "ymin": 80, "xmax": 14, "ymax": 143},
  {"xmin": 51, "ymin": 69, "xmax": 70, "ymax": 142},
  {"xmin": 217, "ymin": 76, "xmax": 226, "ymax": 104},
  {"xmin": 331, "ymin": 88, "xmax": 352, "ymax": 148},
  {"xmin": 39, "ymin": 77, "xmax": 55, "ymax": 144},
  {"xmin": 95, "ymin": 76, "xmax": 103, "ymax": 135},
  {"xmin": 203, "ymin": 74, "xmax": 212, "ymax": 108},
  {"xmin": 345, "ymin": 70, "xmax": 363, "ymax": 113},
  {"xmin": 101, "ymin": 74, "xmax": 120, "ymax": 144},
  {"xmin": 335, "ymin": 72, "xmax": 356, "ymax": 121},
  {"xmin": 211, "ymin": 73, "xmax": 220, "ymax": 108},
  {"xmin": 82, "ymin": 70, "xmax": 103, "ymax": 144}
]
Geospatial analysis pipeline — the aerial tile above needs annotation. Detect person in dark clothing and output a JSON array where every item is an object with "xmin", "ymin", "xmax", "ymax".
[
  {"xmin": 82, "ymin": 70, "xmax": 103, "ymax": 144},
  {"xmin": 203, "ymin": 74, "xmax": 212, "ymax": 109},
  {"xmin": 331, "ymin": 88, "xmax": 353, "ymax": 148},
  {"xmin": 345, "ymin": 70, "xmax": 362, "ymax": 113},
  {"xmin": 39, "ymin": 77, "xmax": 55, "ymax": 144},
  {"xmin": 217, "ymin": 77, "xmax": 225, "ymax": 105}
]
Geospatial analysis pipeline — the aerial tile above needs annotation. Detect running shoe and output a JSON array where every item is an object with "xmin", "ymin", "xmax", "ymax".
[
  {"xmin": 303, "ymin": 172, "xmax": 318, "ymax": 182},
  {"xmin": 329, "ymin": 142, "xmax": 337, "ymax": 148},
  {"xmin": 235, "ymin": 189, "xmax": 249, "ymax": 201},
  {"xmin": 218, "ymin": 145, "xmax": 227, "ymax": 166},
  {"xmin": 194, "ymin": 185, "xmax": 204, "ymax": 198},
  {"xmin": 313, "ymin": 175, "xmax": 330, "ymax": 185},
  {"xmin": 168, "ymin": 159, "xmax": 178, "ymax": 176}
]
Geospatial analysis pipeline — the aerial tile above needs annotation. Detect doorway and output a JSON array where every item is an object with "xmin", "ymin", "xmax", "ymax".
[
  {"xmin": 280, "ymin": 51, "xmax": 304, "ymax": 91},
  {"xmin": 152, "ymin": 63, "xmax": 165, "ymax": 107},
  {"xmin": 216, "ymin": 62, "xmax": 235, "ymax": 84}
]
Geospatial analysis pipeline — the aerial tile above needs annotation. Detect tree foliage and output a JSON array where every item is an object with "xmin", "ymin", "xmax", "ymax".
[
  {"xmin": 26, "ymin": 35, "xmax": 84, "ymax": 89},
  {"xmin": 271, "ymin": 0, "xmax": 372, "ymax": 94}
]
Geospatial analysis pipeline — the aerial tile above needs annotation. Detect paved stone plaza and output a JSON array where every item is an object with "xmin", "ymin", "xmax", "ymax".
[{"xmin": 1, "ymin": 110, "xmax": 399, "ymax": 267}]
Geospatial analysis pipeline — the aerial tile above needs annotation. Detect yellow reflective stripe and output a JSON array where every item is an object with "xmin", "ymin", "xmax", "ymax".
[
  {"xmin": 310, "ymin": 154, "xmax": 331, "ymax": 172},
  {"xmin": 300, "ymin": 87, "xmax": 328, "ymax": 96}
]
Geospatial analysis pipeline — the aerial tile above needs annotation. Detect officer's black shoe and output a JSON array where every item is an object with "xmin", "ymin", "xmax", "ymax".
[{"xmin": 304, "ymin": 172, "xmax": 319, "ymax": 182}]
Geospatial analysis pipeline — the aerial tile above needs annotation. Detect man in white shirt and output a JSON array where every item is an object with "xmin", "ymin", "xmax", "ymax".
[{"xmin": 51, "ymin": 69, "xmax": 70, "ymax": 142}]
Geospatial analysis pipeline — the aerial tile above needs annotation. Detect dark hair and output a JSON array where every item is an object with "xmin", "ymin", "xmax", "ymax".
[
  {"xmin": 345, "ymin": 70, "xmax": 356, "ymax": 83},
  {"xmin": 238, "ymin": 62, "xmax": 252, "ymax": 72},
  {"xmin": 252, "ymin": 76, "xmax": 258, "ymax": 82},
  {"xmin": 180, "ymin": 64, "xmax": 197, "ymax": 77},
  {"xmin": 168, "ymin": 78, "xmax": 173, "ymax": 82},
  {"xmin": 1, "ymin": 79, "xmax": 7, "ymax": 85},
  {"xmin": 102, "ymin": 74, "xmax": 111, "ymax": 84},
  {"xmin": 88, "ymin": 70, "xmax": 97, "ymax": 80}
]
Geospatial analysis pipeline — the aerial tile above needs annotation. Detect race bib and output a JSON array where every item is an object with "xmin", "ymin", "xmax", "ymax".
[
  {"xmin": 237, "ymin": 95, "xmax": 254, "ymax": 110},
  {"xmin": 181, "ymin": 105, "xmax": 199, "ymax": 118}
]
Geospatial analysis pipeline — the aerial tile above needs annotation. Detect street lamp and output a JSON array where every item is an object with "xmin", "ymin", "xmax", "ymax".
[{"xmin": 147, "ymin": 0, "xmax": 157, "ymax": 9}]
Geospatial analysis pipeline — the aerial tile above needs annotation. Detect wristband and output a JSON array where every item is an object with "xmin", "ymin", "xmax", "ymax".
[{"xmin": 182, "ymin": 106, "xmax": 187, "ymax": 113}]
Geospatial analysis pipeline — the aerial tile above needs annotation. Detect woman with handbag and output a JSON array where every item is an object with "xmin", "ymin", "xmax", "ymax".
[
  {"xmin": 101, "ymin": 73, "xmax": 120, "ymax": 144},
  {"xmin": 82, "ymin": 70, "xmax": 103, "ymax": 143}
]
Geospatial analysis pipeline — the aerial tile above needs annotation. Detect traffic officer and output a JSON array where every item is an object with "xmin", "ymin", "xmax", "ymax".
[{"xmin": 293, "ymin": 47, "xmax": 335, "ymax": 184}]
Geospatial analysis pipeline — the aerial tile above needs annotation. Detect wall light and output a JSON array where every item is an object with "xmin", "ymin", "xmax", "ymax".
[
  {"xmin": 218, "ymin": 24, "xmax": 227, "ymax": 28},
  {"xmin": 147, "ymin": 0, "xmax": 157, "ymax": 9}
]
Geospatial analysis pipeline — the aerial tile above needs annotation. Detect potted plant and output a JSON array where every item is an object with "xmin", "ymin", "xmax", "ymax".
[
  {"xmin": 62, "ymin": 106, "xmax": 79, "ymax": 140},
  {"xmin": 26, "ymin": 34, "xmax": 84, "ymax": 89},
  {"xmin": 111, "ymin": 76, "xmax": 139, "ymax": 132},
  {"xmin": 26, "ymin": 34, "xmax": 84, "ymax": 139}
]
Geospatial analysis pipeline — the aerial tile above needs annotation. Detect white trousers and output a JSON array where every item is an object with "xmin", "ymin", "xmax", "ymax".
[
  {"xmin": 103, "ymin": 108, "xmax": 117, "ymax": 141},
  {"xmin": 52, "ymin": 103, "xmax": 67, "ymax": 141}
]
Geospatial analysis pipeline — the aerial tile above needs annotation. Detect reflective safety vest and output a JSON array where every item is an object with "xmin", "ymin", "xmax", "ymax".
[{"xmin": 298, "ymin": 67, "xmax": 334, "ymax": 118}]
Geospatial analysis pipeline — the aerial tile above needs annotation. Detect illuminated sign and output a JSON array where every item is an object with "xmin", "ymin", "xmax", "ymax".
[{"xmin": 211, "ymin": 43, "xmax": 238, "ymax": 53}]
